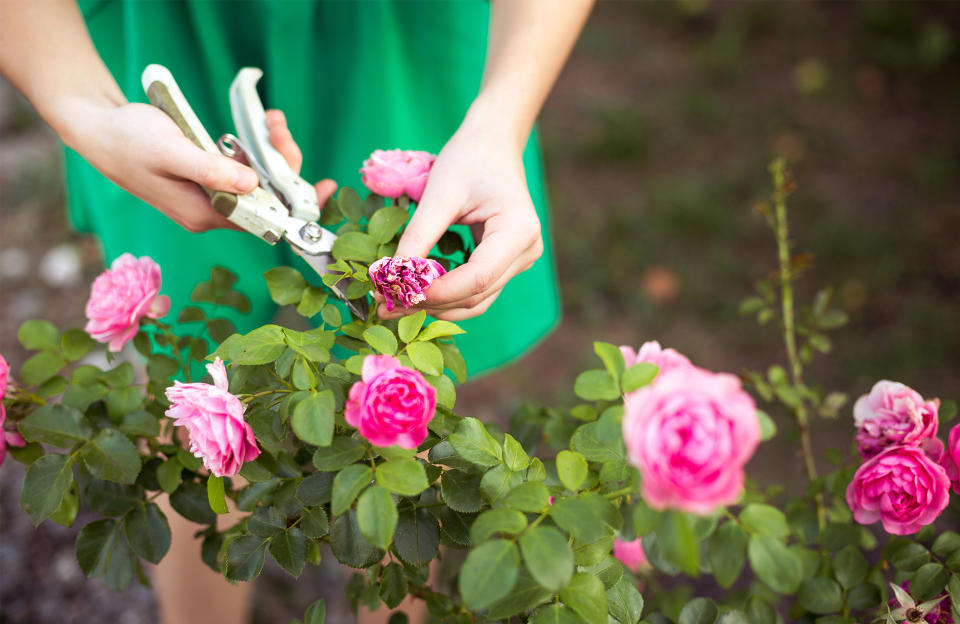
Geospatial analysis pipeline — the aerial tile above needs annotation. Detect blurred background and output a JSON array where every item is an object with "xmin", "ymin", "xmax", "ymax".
[{"xmin": 2, "ymin": 1, "xmax": 958, "ymax": 622}]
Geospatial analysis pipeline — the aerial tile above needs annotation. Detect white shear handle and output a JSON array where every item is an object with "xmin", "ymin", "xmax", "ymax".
[{"xmin": 230, "ymin": 68, "xmax": 320, "ymax": 222}]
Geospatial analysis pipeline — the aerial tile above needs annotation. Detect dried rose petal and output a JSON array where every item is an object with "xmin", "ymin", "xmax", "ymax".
[{"xmin": 368, "ymin": 256, "xmax": 446, "ymax": 312}]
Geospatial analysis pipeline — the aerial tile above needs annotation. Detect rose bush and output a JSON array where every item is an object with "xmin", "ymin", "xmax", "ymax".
[{"xmin": 2, "ymin": 159, "xmax": 958, "ymax": 624}]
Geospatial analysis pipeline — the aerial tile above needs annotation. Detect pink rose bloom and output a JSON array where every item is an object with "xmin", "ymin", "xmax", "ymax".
[
  {"xmin": 164, "ymin": 357, "xmax": 260, "ymax": 477},
  {"xmin": 0, "ymin": 408, "xmax": 27, "ymax": 467},
  {"xmin": 85, "ymin": 253, "xmax": 171, "ymax": 351},
  {"xmin": 345, "ymin": 355, "xmax": 436, "ymax": 449},
  {"xmin": 622, "ymin": 367, "xmax": 760, "ymax": 514},
  {"xmin": 854, "ymin": 380, "xmax": 939, "ymax": 459},
  {"xmin": 943, "ymin": 423, "xmax": 960, "ymax": 495},
  {"xmin": 368, "ymin": 256, "xmax": 446, "ymax": 312},
  {"xmin": 360, "ymin": 149, "xmax": 436, "ymax": 203},
  {"xmin": 846, "ymin": 445, "xmax": 950, "ymax": 535},
  {"xmin": 619, "ymin": 341, "xmax": 693, "ymax": 390},
  {"xmin": 613, "ymin": 538, "xmax": 649, "ymax": 573}
]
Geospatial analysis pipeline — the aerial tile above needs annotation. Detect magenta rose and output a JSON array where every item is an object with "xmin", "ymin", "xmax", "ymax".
[
  {"xmin": 846, "ymin": 444, "xmax": 950, "ymax": 535},
  {"xmin": 164, "ymin": 357, "xmax": 260, "ymax": 477},
  {"xmin": 943, "ymin": 423, "xmax": 960, "ymax": 495},
  {"xmin": 368, "ymin": 256, "xmax": 446, "ymax": 312},
  {"xmin": 854, "ymin": 380, "xmax": 939, "ymax": 458},
  {"xmin": 622, "ymin": 366, "xmax": 760, "ymax": 514},
  {"xmin": 360, "ymin": 149, "xmax": 436, "ymax": 203},
  {"xmin": 613, "ymin": 538, "xmax": 649, "ymax": 573},
  {"xmin": 84, "ymin": 253, "xmax": 171, "ymax": 351},
  {"xmin": 345, "ymin": 355, "xmax": 436, "ymax": 449}
]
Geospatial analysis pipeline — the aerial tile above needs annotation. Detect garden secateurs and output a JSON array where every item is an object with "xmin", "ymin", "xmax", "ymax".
[{"xmin": 141, "ymin": 64, "xmax": 369, "ymax": 320}]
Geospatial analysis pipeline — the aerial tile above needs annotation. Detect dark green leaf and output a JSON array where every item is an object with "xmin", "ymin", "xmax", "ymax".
[
  {"xmin": 440, "ymin": 470, "xmax": 483, "ymax": 512},
  {"xmin": 607, "ymin": 578, "xmax": 644, "ymax": 624},
  {"xmin": 61, "ymin": 328, "xmax": 96, "ymax": 361},
  {"xmin": 487, "ymin": 568, "xmax": 553, "ymax": 620},
  {"xmin": 20, "ymin": 453, "xmax": 74, "ymax": 525},
  {"xmin": 797, "ymin": 578, "xmax": 844, "ymax": 614},
  {"xmin": 296, "ymin": 472, "xmax": 334, "ymax": 506},
  {"xmin": 119, "ymin": 410, "xmax": 159, "ymax": 438},
  {"xmin": 890, "ymin": 542, "xmax": 931, "ymax": 572},
  {"xmin": 678, "ymin": 598, "xmax": 718, "ymax": 624},
  {"xmin": 834, "ymin": 544, "xmax": 868, "ymax": 588},
  {"xmin": 393, "ymin": 507, "xmax": 439, "ymax": 567},
  {"xmin": 910, "ymin": 563, "xmax": 948, "ymax": 601},
  {"xmin": 270, "ymin": 527, "xmax": 307, "ymax": 577},
  {"xmin": 19, "ymin": 404, "xmax": 91, "ymax": 447},
  {"xmin": 300, "ymin": 507, "xmax": 330, "ymax": 538},
  {"xmin": 459, "ymin": 539, "xmax": 520, "ymax": 610},
  {"xmin": 224, "ymin": 535, "xmax": 269, "ymax": 581},
  {"xmin": 659, "ymin": 510, "xmax": 699, "ymax": 576},
  {"xmin": 337, "ymin": 187, "xmax": 364, "ymax": 222},
  {"xmin": 248, "ymin": 506, "xmax": 286, "ymax": 537},
  {"xmin": 748, "ymin": 534, "xmax": 801, "ymax": 593},
  {"xmin": 520, "ymin": 526, "xmax": 574, "ymax": 591},
  {"xmin": 312, "ymin": 436, "xmax": 366, "ymax": 471},
  {"xmin": 169, "ymin": 481, "xmax": 216, "ymax": 524},
  {"xmin": 379, "ymin": 561, "xmax": 409, "ymax": 609},
  {"xmin": 709, "ymin": 520, "xmax": 748, "ymax": 588},
  {"xmin": 122, "ymin": 502, "xmax": 171, "ymax": 563},
  {"xmin": 470, "ymin": 508, "xmax": 528, "ymax": 544},
  {"xmin": 80, "ymin": 429, "xmax": 141, "ymax": 484},
  {"xmin": 75, "ymin": 519, "xmax": 134, "ymax": 589}
]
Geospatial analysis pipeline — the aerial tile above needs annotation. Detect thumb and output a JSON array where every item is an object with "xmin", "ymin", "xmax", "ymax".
[
  {"xmin": 163, "ymin": 134, "xmax": 259, "ymax": 194},
  {"xmin": 394, "ymin": 177, "xmax": 464, "ymax": 259}
]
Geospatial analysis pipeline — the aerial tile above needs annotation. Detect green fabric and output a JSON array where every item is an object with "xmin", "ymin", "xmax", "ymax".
[{"xmin": 67, "ymin": 0, "xmax": 560, "ymax": 377}]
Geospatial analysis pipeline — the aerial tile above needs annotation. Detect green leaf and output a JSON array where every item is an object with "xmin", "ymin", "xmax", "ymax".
[
  {"xmin": 292, "ymin": 391, "xmax": 335, "ymax": 447},
  {"xmin": 621, "ymin": 363, "xmax": 659, "ymax": 393},
  {"xmin": 249, "ymin": 506, "xmax": 286, "ymax": 537},
  {"xmin": 932, "ymin": 531, "xmax": 960, "ymax": 559},
  {"xmin": 122, "ymin": 502, "xmax": 171, "ymax": 563},
  {"xmin": 594, "ymin": 342, "xmax": 626, "ymax": 380},
  {"xmin": 291, "ymin": 357, "xmax": 315, "ymax": 389},
  {"xmin": 571, "ymin": 420, "xmax": 624, "ymax": 463},
  {"xmin": 303, "ymin": 598, "xmax": 326, "ymax": 624},
  {"xmin": 480, "ymin": 464, "xmax": 524, "ymax": 504},
  {"xmin": 265, "ymin": 266, "xmax": 307, "ymax": 305},
  {"xmin": 834, "ymin": 544, "xmax": 868, "ymax": 588},
  {"xmin": 459, "ymin": 539, "xmax": 520, "ymax": 610},
  {"xmin": 416, "ymin": 320, "xmax": 466, "ymax": 342},
  {"xmin": 61, "ymin": 328, "xmax": 97, "ymax": 361},
  {"xmin": 574, "ymin": 369, "xmax": 620, "ymax": 401},
  {"xmin": 502, "ymin": 481, "xmax": 551, "ymax": 513},
  {"xmin": 406, "ymin": 340, "xmax": 443, "ymax": 376},
  {"xmin": 398, "ymin": 310, "xmax": 427, "ymax": 343},
  {"xmin": 368, "ymin": 204, "xmax": 410, "ymax": 244},
  {"xmin": 797, "ymin": 578, "xmax": 844, "ymax": 614},
  {"xmin": 470, "ymin": 508, "xmax": 528, "ymax": 544},
  {"xmin": 560, "ymin": 572, "xmax": 608, "ymax": 624},
  {"xmin": 51, "ymin": 487, "xmax": 78, "ymax": 527},
  {"xmin": 20, "ymin": 453, "xmax": 74, "ymax": 525},
  {"xmin": 910, "ymin": 563, "xmax": 948, "ymax": 601},
  {"xmin": 379, "ymin": 561, "xmax": 410, "ymax": 609},
  {"xmin": 740, "ymin": 504, "xmax": 790, "ymax": 538},
  {"xmin": 606, "ymin": 578, "xmax": 644, "ymax": 624},
  {"xmin": 297, "ymin": 286, "xmax": 328, "ymax": 317},
  {"xmin": 440, "ymin": 470, "xmax": 484, "ymax": 513},
  {"xmin": 532, "ymin": 605, "xmax": 588, "ymax": 624},
  {"xmin": 312, "ymin": 436, "xmax": 366, "ymax": 471},
  {"xmin": 331, "ymin": 464, "xmax": 372, "ymax": 516},
  {"xmin": 755, "ymin": 410, "xmax": 777, "ymax": 441},
  {"xmin": 659, "ymin": 510, "xmax": 699, "ymax": 576},
  {"xmin": 393, "ymin": 507, "xmax": 439, "ymax": 567},
  {"xmin": 169, "ymin": 481, "xmax": 216, "ymax": 524},
  {"xmin": 449, "ymin": 417, "xmax": 502, "ymax": 468},
  {"xmin": 748, "ymin": 533, "xmax": 801, "ymax": 593},
  {"xmin": 678, "ymin": 598, "xmax": 719, "ymax": 624},
  {"xmin": 375, "ymin": 458, "xmax": 429, "ymax": 496},
  {"xmin": 820, "ymin": 523, "xmax": 861, "ymax": 551},
  {"xmin": 488, "ymin": 569, "xmax": 554, "ymax": 620},
  {"xmin": 20, "ymin": 351, "xmax": 66, "ymax": 386},
  {"xmin": 520, "ymin": 526, "xmax": 574, "ymax": 591},
  {"xmin": 284, "ymin": 328, "xmax": 332, "ymax": 362},
  {"xmin": 119, "ymin": 410, "xmax": 160, "ymax": 438},
  {"xmin": 75, "ymin": 519, "xmax": 134, "ymax": 589},
  {"xmin": 356, "ymin": 485, "xmax": 397, "ymax": 549},
  {"xmin": 556, "ymin": 450, "xmax": 588, "ymax": 491},
  {"xmin": 502, "ymin": 433, "xmax": 530, "ymax": 472},
  {"xmin": 19, "ymin": 319, "xmax": 60, "ymax": 349},
  {"xmin": 18, "ymin": 404, "xmax": 91, "ymax": 447},
  {"xmin": 551, "ymin": 497, "xmax": 609, "ymax": 543},
  {"xmin": 206, "ymin": 475, "xmax": 229, "ymax": 515},
  {"xmin": 890, "ymin": 542, "xmax": 931, "ymax": 572},
  {"xmin": 224, "ymin": 534, "xmax": 269, "ymax": 581},
  {"xmin": 300, "ymin": 507, "xmax": 330, "ymax": 539},
  {"xmin": 215, "ymin": 324, "xmax": 286, "ymax": 365},
  {"xmin": 270, "ymin": 527, "xmax": 307, "ymax": 577},
  {"xmin": 709, "ymin": 521, "xmax": 748, "ymax": 588},
  {"xmin": 362, "ymin": 325, "xmax": 398, "ymax": 356},
  {"xmin": 337, "ymin": 187, "xmax": 364, "ymax": 222},
  {"xmin": 80, "ymin": 429, "xmax": 141, "ymax": 485},
  {"xmin": 332, "ymin": 232, "xmax": 378, "ymax": 262}
]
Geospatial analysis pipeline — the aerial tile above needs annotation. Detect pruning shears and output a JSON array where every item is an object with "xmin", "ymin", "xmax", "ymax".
[{"xmin": 141, "ymin": 64, "xmax": 369, "ymax": 320}]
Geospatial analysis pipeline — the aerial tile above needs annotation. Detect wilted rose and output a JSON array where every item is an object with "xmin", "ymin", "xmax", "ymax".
[
  {"xmin": 360, "ymin": 149, "xmax": 435, "ymax": 202},
  {"xmin": 846, "ymin": 444, "xmax": 950, "ymax": 535},
  {"xmin": 345, "ymin": 355, "xmax": 436, "ymax": 449},
  {"xmin": 369, "ymin": 256, "xmax": 445, "ymax": 312},
  {"xmin": 84, "ymin": 253, "xmax": 170, "ymax": 351},
  {"xmin": 854, "ymin": 380, "xmax": 939, "ymax": 458},
  {"xmin": 622, "ymin": 366, "xmax": 760, "ymax": 514},
  {"xmin": 613, "ymin": 538, "xmax": 649, "ymax": 573},
  {"xmin": 165, "ymin": 357, "xmax": 260, "ymax": 477}
]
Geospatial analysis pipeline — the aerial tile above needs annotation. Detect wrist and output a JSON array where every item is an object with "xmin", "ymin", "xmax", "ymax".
[
  {"xmin": 43, "ymin": 91, "xmax": 126, "ymax": 153},
  {"xmin": 461, "ymin": 92, "xmax": 532, "ymax": 157}
]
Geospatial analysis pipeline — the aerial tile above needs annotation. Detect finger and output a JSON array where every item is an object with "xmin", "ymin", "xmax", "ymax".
[
  {"xmin": 265, "ymin": 109, "xmax": 303, "ymax": 174},
  {"xmin": 429, "ymin": 287, "xmax": 503, "ymax": 321},
  {"xmin": 161, "ymin": 134, "xmax": 259, "ymax": 194},
  {"xmin": 394, "ymin": 177, "xmax": 465, "ymax": 259},
  {"xmin": 156, "ymin": 178, "xmax": 243, "ymax": 233},
  {"xmin": 314, "ymin": 179, "xmax": 338, "ymax": 207}
]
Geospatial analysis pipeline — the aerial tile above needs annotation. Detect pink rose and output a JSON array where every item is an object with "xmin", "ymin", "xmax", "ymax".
[
  {"xmin": 943, "ymin": 423, "xmax": 960, "ymax": 495},
  {"xmin": 854, "ymin": 380, "xmax": 939, "ymax": 458},
  {"xmin": 360, "ymin": 149, "xmax": 436, "ymax": 203},
  {"xmin": 368, "ymin": 256, "xmax": 446, "ymax": 312},
  {"xmin": 164, "ymin": 357, "xmax": 260, "ymax": 477},
  {"xmin": 345, "ymin": 355, "xmax": 436, "ymax": 449},
  {"xmin": 85, "ymin": 253, "xmax": 171, "ymax": 351},
  {"xmin": 0, "ymin": 353, "xmax": 8, "ymax": 400},
  {"xmin": 846, "ymin": 445, "xmax": 950, "ymax": 535},
  {"xmin": 619, "ymin": 341, "xmax": 693, "ymax": 385},
  {"xmin": 622, "ymin": 367, "xmax": 760, "ymax": 514},
  {"xmin": 0, "ymin": 356, "xmax": 26, "ymax": 466},
  {"xmin": 613, "ymin": 538, "xmax": 649, "ymax": 573}
]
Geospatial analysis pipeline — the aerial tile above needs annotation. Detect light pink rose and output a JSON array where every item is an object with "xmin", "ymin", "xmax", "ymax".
[
  {"xmin": 943, "ymin": 423, "xmax": 960, "ymax": 495},
  {"xmin": 622, "ymin": 367, "xmax": 760, "ymax": 514},
  {"xmin": 619, "ymin": 341, "xmax": 693, "ymax": 388},
  {"xmin": 368, "ymin": 256, "xmax": 445, "ymax": 312},
  {"xmin": 360, "ymin": 149, "xmax": 436, "ymax": 202},
  {"xmin": 84, "ymin": 253, "xmax": 171, "ymax": 351},
  {"xmin": 846, "ymin": 444, "xmax": 950, "ymax": 535},
  {"xmin": 345, "ymin": 355, "xmax": 436, "ymax": 449},
  {"xmin": 854, "ymin": 380, "xmax": 939, "ymax": 459},
  {"xmin": 164, "ymin": 357, "xmax": 259, "ymax": 477},
  {"xmin": 613, "ymin": 538, "xmax": 649, "ymax": 573}
]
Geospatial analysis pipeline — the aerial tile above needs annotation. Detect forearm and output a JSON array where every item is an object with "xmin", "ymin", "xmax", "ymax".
[
  {"xmin": 466, "ymin": 0, "xmax": 594, "ymax": 152},
  {"xmin": 0, "ymin": 0, "xmax": 125, "ymax": 148}
]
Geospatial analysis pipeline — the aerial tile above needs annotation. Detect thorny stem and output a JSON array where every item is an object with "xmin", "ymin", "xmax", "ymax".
[{"xmin": 770, "ymin": 158, "xmax": 825, "ymax": 528}]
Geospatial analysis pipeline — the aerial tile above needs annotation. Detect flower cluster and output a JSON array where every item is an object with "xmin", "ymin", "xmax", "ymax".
[
  {"xmin": 368, "ymin": 256, "xmax": 446, "ymax": 312},
  {"xmin": 360, "ymin": 149, "xmax": 435, "ymax": 203},
  {"xmin": 846, "ymin": 380, "xmax": 953, "ymax": 535},
  {"xmin": 621, "ymin": 342, "xmax": 760, "ymax": 514},
  {"xmin": 84, "ymin": 253, "xmax": 170, "ymax": 351}
]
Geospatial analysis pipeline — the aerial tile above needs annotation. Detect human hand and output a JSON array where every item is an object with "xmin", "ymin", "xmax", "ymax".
[
  {"xmin": 377, "ymin": 118, "xmax": 543, "ymax": 321},
  {"xmin": 62, "ymin": 100, "xmax": 335, "ymax": 232}
]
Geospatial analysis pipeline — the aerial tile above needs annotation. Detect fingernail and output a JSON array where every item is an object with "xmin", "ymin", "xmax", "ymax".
[{"xmin": 235, "ymin": 168, "xmax": 258, "ymax": 190}]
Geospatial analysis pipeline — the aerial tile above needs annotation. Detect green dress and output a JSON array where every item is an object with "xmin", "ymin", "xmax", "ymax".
[{"xmin": 68, "ymin": 0, "xmax": 560, "ymax": 377}]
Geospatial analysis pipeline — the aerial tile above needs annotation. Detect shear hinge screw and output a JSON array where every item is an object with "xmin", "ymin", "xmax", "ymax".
[{"xmin": 301, "ymin": 222, "xmax": 323, "ymax": 242}]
